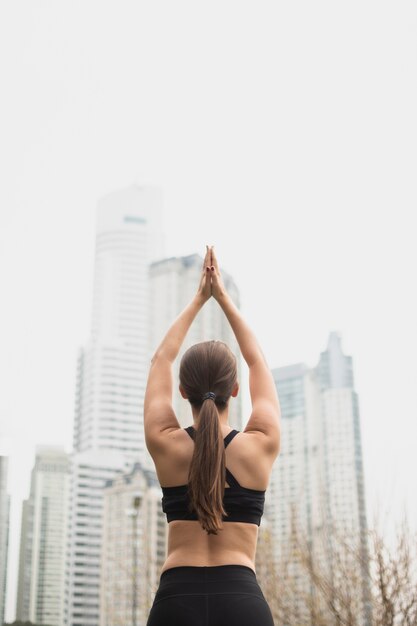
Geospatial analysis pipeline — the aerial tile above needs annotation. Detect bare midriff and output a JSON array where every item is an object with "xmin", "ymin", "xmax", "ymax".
[{"xmin": 160, "ymin": 519, "xmax": 259, "ymax": 575}]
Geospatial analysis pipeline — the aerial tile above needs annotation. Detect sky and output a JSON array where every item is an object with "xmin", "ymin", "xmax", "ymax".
[{"xmin": 1, "ymin": 1, "xmax": 416, "ymax": 620}]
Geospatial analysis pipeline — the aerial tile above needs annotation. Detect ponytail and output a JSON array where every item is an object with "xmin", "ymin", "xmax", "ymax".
[
  {"xmin": 187, "ymin": 396, "xmax": 228, "ymax": 535},
  {"xmin": 179, "ymin": 340, "xmax": 238, "ymax": 535}
]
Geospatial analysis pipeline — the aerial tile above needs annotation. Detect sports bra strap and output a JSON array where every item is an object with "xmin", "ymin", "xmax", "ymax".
[
  {"xmin": 185, "ymin": 426, "xmax": 240, "ymax": 446},
  {"xmin": 184, "ymin": 426, "xmax": 195, "ymax": 439},
  {"xmin": 225, "ymin": 467, "xmax": 241, "ymax": 488},
  {"xmin": 184, "ymin": 427, "xmax": 242, "ymax": 488},
  {"xmin": 222, "ymin": 429, "xmax": 241, "ymax": 486},
  {"xmin": 223, "ymin": 429, "xmax": 239, "ymax": 448}
]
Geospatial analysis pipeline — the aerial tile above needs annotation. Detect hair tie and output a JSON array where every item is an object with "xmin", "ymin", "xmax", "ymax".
[{"xmin": 202, "ymin": 391, "xmax": 216, "ymax": 402}]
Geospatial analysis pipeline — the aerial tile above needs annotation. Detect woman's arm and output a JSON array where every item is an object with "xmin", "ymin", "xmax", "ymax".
[
  {"xmin": 209, "ymin": 247, "xmax": 271, "ymax": 368},
  {"xmin": 210, "ymin": 248, "xmax": 281, "ymax": 455},
  {"xmin": 216, "ymin": 291, "xmax": 267, "ymax": 368},
  {"xmin": 144, "ymin": 247, "xmax": 212, "ymax": 450},
  {"xmin": 150, "ymin": 295, "xmax": 205, "ymax": 364}
]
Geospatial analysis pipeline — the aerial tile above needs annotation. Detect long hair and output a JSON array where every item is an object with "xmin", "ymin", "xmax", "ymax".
[{"xmin": 179, "ymin": 340, "xmax": 238, "ymax": 535}]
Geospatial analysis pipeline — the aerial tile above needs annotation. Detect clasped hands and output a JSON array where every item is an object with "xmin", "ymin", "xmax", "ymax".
[{"xmin": 197, "ymin": 245, "xmax": 227, "ymax": 304}]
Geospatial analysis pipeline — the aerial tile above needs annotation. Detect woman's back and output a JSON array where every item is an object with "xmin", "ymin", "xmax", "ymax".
[{"xmin": 152, "ymin": 424, "xmax": 278, "ymax": 574}]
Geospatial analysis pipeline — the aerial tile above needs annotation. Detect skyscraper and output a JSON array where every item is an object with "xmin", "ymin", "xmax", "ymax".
[
  {"xmin": 268, "ymin": 332, "xmax": 372, "ymax": 624},
  {"xmin": 65, "ymin": 185, "xmax": 164, "ymax": 626},
  {"xmin": 15, "ymin": 446, "xmax": 70, "ymax": 626},
  {"xmin": 0, "ymin": 456, "xmax": 11, "ymax": 626}
]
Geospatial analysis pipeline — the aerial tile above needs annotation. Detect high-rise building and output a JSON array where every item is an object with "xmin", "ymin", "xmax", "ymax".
[
  {"xmin": 15, "ymin": 446, "xmax": 70, "ymax": 626},
  {"xmin": 0, "ymin": 456, "xmax": 11, "ymax": 626},
  {"xmin": 268, "ymin": 332, "xmax": 372, "ymax": 625},
  {"xmin": 147, "ymin": 253, "xmax": 242, "ymax": 440},
  {"xmin": 100, "ymin": 462, "xmax": 166, "ymax": 626},
  {"xmin": 65, "ymin": 185, "xmax": 164, "ymax": 626},
  {"xmin": 72, "ymin": 184, "xmax": 164, "ymax": 458}
]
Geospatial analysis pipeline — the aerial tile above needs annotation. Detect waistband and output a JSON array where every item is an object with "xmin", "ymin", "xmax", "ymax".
[{"xmin": 160, "ymin": 564, "xmax": 257, "ymax": 583}]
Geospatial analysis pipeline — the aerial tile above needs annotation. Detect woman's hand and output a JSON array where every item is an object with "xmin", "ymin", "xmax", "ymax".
[
  {"xmin": 196, "ymin": 245, "xmax": 213, "ymax": 304},
  {"xmin": 209, "ymin": 246, "xmax": 228, "ymax": 302}
]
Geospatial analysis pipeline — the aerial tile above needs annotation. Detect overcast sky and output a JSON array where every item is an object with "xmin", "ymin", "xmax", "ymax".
[{"xmin": 1, "ymin": 1, "xmax": 416, "ymax": 620}]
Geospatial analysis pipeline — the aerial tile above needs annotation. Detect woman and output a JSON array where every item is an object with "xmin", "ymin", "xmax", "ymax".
[{"xmin": 144, "ymin": 245, "xmax": 281, "ymax": 626}]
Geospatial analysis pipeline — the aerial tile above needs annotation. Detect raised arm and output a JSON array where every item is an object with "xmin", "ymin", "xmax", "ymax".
[
  {"xmin": 144, "ymin": 246, "xmax": 212, "ymax": 450},
  {"xmin": 209, "ymin": 247, "xmax": 281, "ymax": 456}
]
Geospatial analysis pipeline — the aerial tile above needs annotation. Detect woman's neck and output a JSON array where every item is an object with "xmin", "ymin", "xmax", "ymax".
[{"xmin": 191, "ymin": 408, "xmax": 230, "ymax": 429}]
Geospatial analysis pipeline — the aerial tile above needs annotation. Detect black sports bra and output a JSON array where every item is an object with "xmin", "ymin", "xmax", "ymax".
[{"xmin": 161, "ymin": 426, "xmax": 266, "ymax": 526}]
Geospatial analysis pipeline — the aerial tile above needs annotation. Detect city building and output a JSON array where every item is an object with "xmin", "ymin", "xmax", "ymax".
[
  {"xmin": 15, "ymin": 446, "xmax": 70, "ymax": 626},
  {"xmin": 64, "ymin": 185, "xmax": 164, "ymax": 626},
  {"xmin": 267, "ymin": 332, "xmax": 372, "ymax": 624},
  {"xmin": 100, "ymin": 462, "xmax": 165, "ymax": 626}
]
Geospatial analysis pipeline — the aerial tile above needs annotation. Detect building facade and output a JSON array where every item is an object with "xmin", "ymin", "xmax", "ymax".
[
  {"xmin": 267, "ymin": 332, "xmax": 372, "ymax": 624},
  {"xmin": 15, "ymin": 446, "xmax": 70, "ymax": 626},
  {"xmin": 100, "ymin": 462, "xmax": 166, "ymax": 626}
]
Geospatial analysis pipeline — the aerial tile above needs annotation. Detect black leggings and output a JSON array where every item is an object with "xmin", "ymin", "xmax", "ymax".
[{"xmin": 146, "ymin": 564, "xmax": 275, "ymax": 626}]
